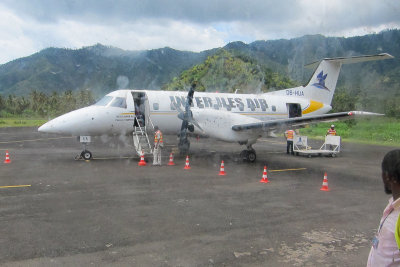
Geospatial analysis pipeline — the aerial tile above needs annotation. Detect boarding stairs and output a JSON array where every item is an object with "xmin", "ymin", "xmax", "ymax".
[{"xmin": 132, "ymin": 117, "xmax": 153, "ymax": 157}]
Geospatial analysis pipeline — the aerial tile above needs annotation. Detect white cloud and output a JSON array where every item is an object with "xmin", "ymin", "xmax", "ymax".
[
  {"xmin": 0, "ymin": 0, "xmax": 399, "ymax": 64},
  {"xmin": 0, "ymin": 9, "xmax": 227, "ymax": 64},
  {"xmin": 0, "ymin": 5, "xmax": 38, "ymax": 63},
  {"xmin": 52, "ymin": 19, "xmax": 226, "ymax": 52}
]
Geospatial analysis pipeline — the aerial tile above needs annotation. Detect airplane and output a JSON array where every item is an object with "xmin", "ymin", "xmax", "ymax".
[{"xmin": 38, "ymin": 53, "xmax": 394, "ymax": 162}]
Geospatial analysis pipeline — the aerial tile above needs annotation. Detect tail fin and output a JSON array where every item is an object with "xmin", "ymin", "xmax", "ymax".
[{"xmin": 303, "ymin": 53, "xmax": 393, "ymax": 104}]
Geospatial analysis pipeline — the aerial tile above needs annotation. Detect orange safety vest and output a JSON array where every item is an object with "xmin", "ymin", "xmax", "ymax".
[
  {"xmin": 285, "ymin": 130, "xmax": 294, "ymax": 140},
  {"xmin": 154, "ymin": 130, "xmax": 163, "ymax": 145},
  {"xmin": 327, "ymin": 129, "xmax": 336, "ymax": 136}
]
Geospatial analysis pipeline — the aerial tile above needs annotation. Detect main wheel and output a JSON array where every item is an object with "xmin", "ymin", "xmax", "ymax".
[
  {"xmin": 81, "ymin": 150, "xmax": 92, "ymax": 160},
  {"xmin": 247, "ymin": 151, "xmax": 256, "ymax": 162}
]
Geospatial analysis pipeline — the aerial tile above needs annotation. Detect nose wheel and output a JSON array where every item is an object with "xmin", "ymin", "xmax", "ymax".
[
  {"xmin": 81, "ymin": 150, "xmax": 92, "ymax": 160},
  {"xmin": 75, "ymin": 140, "xmax": 93, "ymax": 160}
]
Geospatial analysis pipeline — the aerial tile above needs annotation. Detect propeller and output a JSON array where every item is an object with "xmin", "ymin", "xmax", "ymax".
[{"xmin": 177, "ymin": 83, "xmax": 198, "ymax": 155}]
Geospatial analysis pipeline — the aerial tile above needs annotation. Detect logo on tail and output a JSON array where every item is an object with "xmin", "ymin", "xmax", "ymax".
[{"xmin": 312, "ymin": 71, "xmax": 330, "ymax": 91}]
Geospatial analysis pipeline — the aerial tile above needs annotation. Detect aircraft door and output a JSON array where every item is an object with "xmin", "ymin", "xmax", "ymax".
[
  {"xmin": 132, "ymin": 92, "xmax": 147, "ymax": 127},
  {"xmin": 287, "ymin": 103, "xmax": 302, "ymax": 118}
]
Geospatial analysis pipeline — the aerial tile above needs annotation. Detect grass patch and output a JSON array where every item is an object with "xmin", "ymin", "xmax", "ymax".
[
  {"xmin": 299, "ymin": 117, "xmax": 400, "ymax": 146},
  {"xmin": 0, "ymin": 118, "xmax": 47, "ymax": 127}
]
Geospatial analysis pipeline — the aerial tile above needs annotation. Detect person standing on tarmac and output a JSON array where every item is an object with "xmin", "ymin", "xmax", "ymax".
[
  {"xmin": 326, "ymin": 125, "xmax": 337, "ymax": 150},
  {"xmin": 367, "ymin": 149, "xmax": 400, "ymax": 266},
  {"xmin": 153, "ymin": 126, "xmax": 163, "ymax": 166},
  {"xmin": 326, "ymin": 124, "xmax": 336, "ymax": 136},
  {"xmin": 284, "ymin": 129, "xmax": 295, "ymax": 155}
]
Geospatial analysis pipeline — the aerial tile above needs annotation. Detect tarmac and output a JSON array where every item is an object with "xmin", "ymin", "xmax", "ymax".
[{"xmin": 0, "ymin": 126, "xmax": 397, "ymax": 266}]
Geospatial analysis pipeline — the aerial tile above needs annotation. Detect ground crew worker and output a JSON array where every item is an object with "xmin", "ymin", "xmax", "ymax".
[
  {"xmin": 284, "ymin": 129, "xmax": 295, "ymax": 155},
  {"xmin": 326, "ymin": 125, "xmax": 336, "ymax": 136},
  {"xmin": 367, "ymin": 149, "xmax": 400, "ymax": 266},
  {"xmin": 326, "ymin": 125, "xmax": 337, "ymax": 150},
  {"xmin": 153, "ymin": 126, "xmax": 163, "ymax": 166}
]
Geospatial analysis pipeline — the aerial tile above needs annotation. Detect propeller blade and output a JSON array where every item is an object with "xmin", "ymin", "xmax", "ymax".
[{"xmin": 178, "ymin": 83, "xmax": 197, "ymax": 154}]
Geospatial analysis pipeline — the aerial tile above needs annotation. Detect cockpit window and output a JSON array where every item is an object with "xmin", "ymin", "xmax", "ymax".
[
  {"xmin": 94, "ymin": 96, "xmax": 113, "ymax": 106},
  {"xmin": 109, "ymin": 97, "xmax": 127, "ymax": 108}
]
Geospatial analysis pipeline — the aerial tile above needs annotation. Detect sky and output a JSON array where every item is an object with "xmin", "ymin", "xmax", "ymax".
[{"xmin": 0, "ymin": 0, "xmax": 399, "ymax": 64}]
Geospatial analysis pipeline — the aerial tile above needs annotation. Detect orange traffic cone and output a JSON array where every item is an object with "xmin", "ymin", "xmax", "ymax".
[
  {"xmin": 4, "ymin": 150, "xmax": 11, "ymax": 164},
  {"xmin": 138, "ymin": 150, "xmax": 147, "ymax": 166},
  {"xmin": 168, "ymin": 152, "xmax": 175, "ymax": 166},
  {"xmin": 260, "ymin": 166, "xmax": 269, "ymax": 183},
  {"xmin": 219, "ymin": 160, "xmax": 226, "ymax": 175},
  {"xmin": 184, "ymin": 155, "xmax": 191, "ymax": 170},
  {"xmin": 320, "ymin": 172, "xmax": 330, "ymax": 191}
]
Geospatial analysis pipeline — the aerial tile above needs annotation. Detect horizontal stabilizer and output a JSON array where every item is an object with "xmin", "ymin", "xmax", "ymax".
[{"xmin": 305, "ymin": 53, "xmax": 394, "ymax": 69}]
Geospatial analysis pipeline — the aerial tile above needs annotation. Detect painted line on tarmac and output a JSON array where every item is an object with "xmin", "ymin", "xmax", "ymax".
[
  {"xmin": 270, "ymin": 168, "xmax": 307, "ymax": 172},
  {"xmin": 0, "ymin": 185, "xmax": 31, "ymax": 189},
  {"xmin": 0, "ymin": 136, "xmax": 73, "ymax": 144},
  {"xmin": 91, "ymin": 156, "xmax": 136, "ymax": 160}
]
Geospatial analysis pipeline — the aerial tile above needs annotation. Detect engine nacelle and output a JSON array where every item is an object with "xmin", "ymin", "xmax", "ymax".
[{"xmin": 191, "ymin": 109, "xmax": 261, "ymax": 142}]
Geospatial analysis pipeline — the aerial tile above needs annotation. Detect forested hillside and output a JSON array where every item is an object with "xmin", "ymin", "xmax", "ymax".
[
  {"xmin": 162, "ymin": 49, "xmax": 297, "ymax": 93},
  {"xmin": 0, "ymin": 44, "xmax": 212, "ymax": 96},
  {"xmin": 0, "ymin": 29, "xmax": 399, "ymax": 117}
]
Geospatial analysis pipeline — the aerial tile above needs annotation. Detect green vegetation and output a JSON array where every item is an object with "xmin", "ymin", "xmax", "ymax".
[
  {"xmin": 0, "ymin": 89, "xmax": 95, "ymax": 119},
  {"xmin": 300, "ymin": 117, "xmax": 400, "ymax": 146},
  {"xmin": 0, "ymin": 118, "xmax": 47, "ymax": 127},
  {"xmin": 162, "ymin": 49, "xmax": 297, "ymax": 92}
]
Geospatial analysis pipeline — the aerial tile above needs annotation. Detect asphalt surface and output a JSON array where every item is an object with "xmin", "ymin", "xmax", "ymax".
[{"xmin": 0, "ymin": 127, "xmax": 398, "ymax": 266}]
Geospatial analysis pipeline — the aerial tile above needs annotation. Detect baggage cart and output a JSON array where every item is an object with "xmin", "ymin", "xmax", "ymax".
[{"xmin": 293, "ymin": 135, "xmax": 341, "ymax": 158}]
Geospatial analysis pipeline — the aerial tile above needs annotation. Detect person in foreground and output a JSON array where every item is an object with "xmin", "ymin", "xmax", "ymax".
[{"xmin": 367, "ymin": 149, "xmax": 400, "ymax": 266}]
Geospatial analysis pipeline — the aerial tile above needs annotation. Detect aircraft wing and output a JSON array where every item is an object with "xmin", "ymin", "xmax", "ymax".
[{"xmin": 231, "ymin": 111, "xmax": 383, "ymax": 132}]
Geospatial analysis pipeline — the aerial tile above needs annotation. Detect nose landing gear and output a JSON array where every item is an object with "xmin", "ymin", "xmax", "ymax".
[{"xmin": 75, "ymin": 136, "xmax": 93, "ymax": 160}]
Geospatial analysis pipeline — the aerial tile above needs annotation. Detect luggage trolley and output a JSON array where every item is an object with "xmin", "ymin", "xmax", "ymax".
[{"xmin": 293, "ymin": 135, "xmax": 341, "ymax": 158}]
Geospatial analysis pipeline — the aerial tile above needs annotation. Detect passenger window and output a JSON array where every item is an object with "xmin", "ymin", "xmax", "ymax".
[
  {"xmin": 110, "ymin": 97, "xmax": 127, "ymax": 108},
  {"xmin": 272, "ymin": 105, "xmax": 276, "ymax": 112},
  {"xmin": 153, "ymin": 103, "xmax": 159, "ymax": 110}
]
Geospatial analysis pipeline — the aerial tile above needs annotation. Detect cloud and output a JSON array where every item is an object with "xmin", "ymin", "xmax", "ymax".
[
  {"xmin": 0, "ymin": 0, "xmax": 399, "ymax": 64},
  {"xmin": 54, "ymin": 19, "xmax": 227, "ymax": 52},
  {"xmin": 2, "ymin": 0, "xmax": 300, "ymax": 24}
]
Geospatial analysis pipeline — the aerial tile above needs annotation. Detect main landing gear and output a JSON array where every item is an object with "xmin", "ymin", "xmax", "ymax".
[
  {"xmin": 75, "ymin": 137, "xmax": 93, "ymax": 160},
  {"xmin": 240, "ymin": 145, "xmax": 256, "ymax": 162}
]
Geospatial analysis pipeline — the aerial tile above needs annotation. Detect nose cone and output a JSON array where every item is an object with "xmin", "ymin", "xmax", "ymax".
[
  {"xmin": 38, "ymin": 116, "xmax": 71, "ymax": 134},
  {"xmin": 37, "ymin": 106, "xmax": 107, "ymax": 135},
  {"xmin": 38, "ymin": 121, "xmax": 56, "ymax": 133},
  {"xmin": 38, "ymin": 108, "xmax": 90, "ymax": 135}
]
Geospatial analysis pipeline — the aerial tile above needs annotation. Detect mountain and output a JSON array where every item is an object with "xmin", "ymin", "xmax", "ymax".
[
  {"xmin": 0, "ymin": 30, "xmax": 399, "ymax": 101},
  {"xmin": 0, "ymin": 44, "xmax": 214, "ymax": 97}
]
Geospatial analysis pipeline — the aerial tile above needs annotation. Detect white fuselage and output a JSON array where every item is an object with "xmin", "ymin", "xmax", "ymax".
[{"xmin": 38, "ymin": 88, "xmax": 331, "ymax": 143}]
